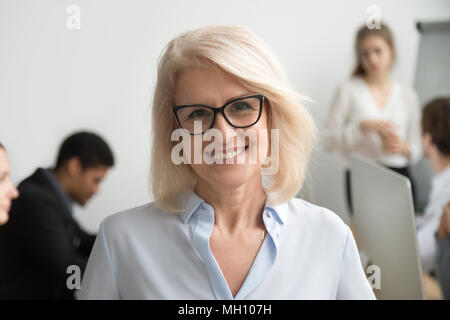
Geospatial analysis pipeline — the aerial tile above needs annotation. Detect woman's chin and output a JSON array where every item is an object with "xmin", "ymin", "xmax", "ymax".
[
  {"xmin": 0, "ymin": 210, "xmax": 9, "ymax": 225},
  {"xmin": 208, "ymin": 167, "xmax": 260, "ymax": 188}
]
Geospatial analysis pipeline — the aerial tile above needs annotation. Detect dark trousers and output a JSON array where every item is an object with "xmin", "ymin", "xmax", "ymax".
[{"xmin": 345, "ymin": 166, "xmax": 417, "ymax": 217}]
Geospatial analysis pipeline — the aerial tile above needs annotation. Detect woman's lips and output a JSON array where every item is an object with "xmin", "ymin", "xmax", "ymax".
[{"xmin": 207, "ymin": 145, "xmax": 248, "ymax": 160}]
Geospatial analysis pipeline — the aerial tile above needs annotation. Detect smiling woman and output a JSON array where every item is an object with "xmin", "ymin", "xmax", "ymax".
[
  {"xmin": 78, "ymin": 25, "xmax": 375, "ymax": 300},
  {"xmin": 152, "ymin": 25, "xmax": 316, "ymax": 212}
]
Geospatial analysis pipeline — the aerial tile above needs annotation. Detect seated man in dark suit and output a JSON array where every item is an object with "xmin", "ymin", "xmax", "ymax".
[{"xmin": 0, "ymin": 131, "xmax": 114, "ymax": 299}]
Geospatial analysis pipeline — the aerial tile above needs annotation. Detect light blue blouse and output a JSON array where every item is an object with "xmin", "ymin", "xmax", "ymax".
[{"xmin": 78, "ymin": 188, "xmax": 375, "ymax": 299}]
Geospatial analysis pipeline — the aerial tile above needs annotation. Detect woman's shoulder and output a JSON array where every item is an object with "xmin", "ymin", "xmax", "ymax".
[
  {"xmin": 332, "ymin": 76, "xmax": 364, "ymax": 98},
  {"xmin": 338, "ymin": 76, "xmax": 363, "ymax": 90},
  {"xmin": 284, "ymin": 197, "xmax": 351, "ymax": 238},
  {"xmin": 393, "ymin": 81, "xmax": 419, "ymax": 104},
  {"xmin": 100, "ymin": 200, "xmax": 178, "ymax": 236}
]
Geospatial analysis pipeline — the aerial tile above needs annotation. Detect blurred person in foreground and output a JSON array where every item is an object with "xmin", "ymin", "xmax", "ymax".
[{"xmin": 0, "ymin": 142, "xmax": 19, "ymax": 225}]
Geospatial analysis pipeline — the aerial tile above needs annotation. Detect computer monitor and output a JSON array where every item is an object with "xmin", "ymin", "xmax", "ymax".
[{"xmin": 350, "ymin": 154, "xmax": 425, "ymax": 300}]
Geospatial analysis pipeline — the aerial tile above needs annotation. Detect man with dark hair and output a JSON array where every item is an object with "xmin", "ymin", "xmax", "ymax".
[
  {"xmin": 0, "ymin": 131, "xmax": 114, "ymax": 299},
  {"xmin": 416, "ymin": 97, "xmax": 450, "ymax": 299}
]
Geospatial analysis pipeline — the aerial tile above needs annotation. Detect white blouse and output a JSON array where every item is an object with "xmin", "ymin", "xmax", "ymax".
[
  {"xmin": 78, "ymin": 188, "xmax": 375, "ymax": 300},
  {"xmin": 323, "ymin": 77, "xmax": 422, "ymax": 168},
  {"xmin": 416, "ymin": 164, "xmax": 450, "ymax": 272}
]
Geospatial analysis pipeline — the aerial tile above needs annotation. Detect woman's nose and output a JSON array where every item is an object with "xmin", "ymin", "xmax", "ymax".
[
  {"xmin": 210, "ymin": 113, "xmax": 239, "ymax": 146},
  {"xmin": 9, "ymin": 183, "xmax": 19, "ymax": 199},
  {"xmin": 213, "ymin": 112, "xmax": 235, "ymax": 134},
  {"xmin": 368, "ymin": 52, "xmax": 378, "ymax": 64}
]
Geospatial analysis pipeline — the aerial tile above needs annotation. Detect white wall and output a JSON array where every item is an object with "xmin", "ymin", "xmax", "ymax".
[{"xmin": 1, "ymin": 0, "xmax": 449, "ymax": 232}]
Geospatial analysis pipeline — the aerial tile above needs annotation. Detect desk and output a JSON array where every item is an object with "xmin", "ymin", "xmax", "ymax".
[{"xmin": 424, "ymin": 272, "xmax": 443, "ymax": 300}]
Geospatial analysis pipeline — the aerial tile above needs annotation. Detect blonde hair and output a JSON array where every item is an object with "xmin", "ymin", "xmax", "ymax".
[{"xmin": 151, "ymin": 25, "xmax": 315, "ymax": 213}]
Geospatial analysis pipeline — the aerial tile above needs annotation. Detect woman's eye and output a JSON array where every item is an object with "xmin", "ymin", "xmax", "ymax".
[
  {"xmin": 188, "ymin": 109, "xmax": 208, "ymax": 119},
  {"xmin": 231, "ymin": 103, "xmax": 252, "ymax": 111}
]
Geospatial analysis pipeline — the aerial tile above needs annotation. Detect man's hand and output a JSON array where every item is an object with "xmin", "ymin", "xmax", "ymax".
[{"xmin": 437, "ymin": 202, "xmax": 450, "ymax": 239}]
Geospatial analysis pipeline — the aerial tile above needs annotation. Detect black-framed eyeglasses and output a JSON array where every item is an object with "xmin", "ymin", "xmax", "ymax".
[{"xmin": 172, "ymin": 94, "xmax": 265, "ymax": 135}]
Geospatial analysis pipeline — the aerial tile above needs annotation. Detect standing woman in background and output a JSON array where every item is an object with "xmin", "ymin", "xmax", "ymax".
[
  {"xmin": 0, "ymin": 143, "xmax": 19, "ymax": 225},
  {"xmin": 324, "ymin": 22, "xmax": 422, "ymax": 214}
]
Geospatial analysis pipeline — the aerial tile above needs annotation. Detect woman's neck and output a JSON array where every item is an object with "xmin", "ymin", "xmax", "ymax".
[
  {"xmin": 194, "ymin": 176, "xmax": 266, "ymax": 234},
  {"xmin": 364, "ymin": 72, "xmax": 391, "ymax": 87}
]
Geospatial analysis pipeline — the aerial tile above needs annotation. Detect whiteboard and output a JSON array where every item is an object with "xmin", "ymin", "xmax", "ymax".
[
  {"xmin": 414, "ymin": 21, "xmax": 450, "ymax": 105},
  {"xmin": 412, "ymin": 20, "xmax": 450, "ymax": 213}
]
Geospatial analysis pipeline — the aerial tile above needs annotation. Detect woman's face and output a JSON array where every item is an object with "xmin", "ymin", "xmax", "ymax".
[
  {"xmin": 174, "ymin": 67, "xmax": 269, "ymax": 190},
  {"xmin": 0, "ymin": 148, "xmax": 19, "ymax": 225},
  {"xmin": 359, "ymin": 35, "xmax": 393, "ymax": 77}
]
